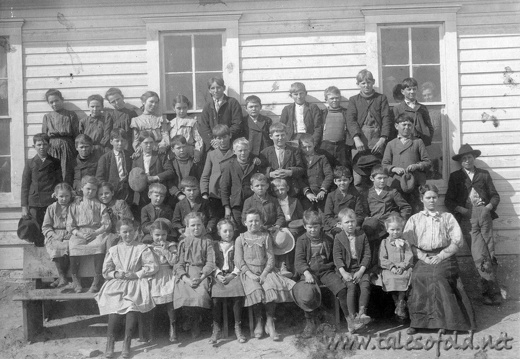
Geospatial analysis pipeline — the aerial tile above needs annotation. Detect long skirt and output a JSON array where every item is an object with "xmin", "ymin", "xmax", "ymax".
[
  {"xmin": 240, "ymin": 263, "xmax": 295, "ymax": 307},
  {"xmin": 150, "ymin": 264, "xmax": 174, "ymax": 305},
  {"xmin": 96, "ymin": 277, "xmax": 155, "ymax": 315},
  {"xmin": 173, "ymin": 265, "xmax": 211, "ymax": 309},
  {"xmin": 45, "ymin": 229, "xmax": 70, "ymax": 259},
  {"xmin": 380, "ymin": 268, "xmax": 412, "ymax": 292},
  {"xmin": 408, "ymin": 256, "xmax": 476, "ymax": 331},
  {"xmin": 49, "ymin": 137, "xmax": 75, "ymax": 185},
  {"xmin": 211, "ymin": 273, "xmax": 245, "ymax": 298},
  {"xmin": 69, "ymin": 228, "xmax": 107, "ymax": 256}
]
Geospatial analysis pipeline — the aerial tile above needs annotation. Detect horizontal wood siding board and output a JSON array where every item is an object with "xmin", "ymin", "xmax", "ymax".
[
  {"xmin": 241, "ymin": 54, "xmax": 366, "ymax": 70},
  {"xmin": 25, "ymin": 44, "xmax": 146, "ymax": 54},
  {"xmin": 460, "ymin": 73, "xmax": 519, "ymax": 86},
  {"xmin": 461, "ymin": 108, "xmax": 520, "ymax": 121},
  {"xmin": 459, "ymin": 35, "xmax": 520, "ymax": 50},
  {"xmin": 461, "ymin": 84, "xmax": 520, "ymax": 98},
  {"xmin": 22, "ymin": 28, "xmax": 145, "ymax": 43},
  {"xmin": 242, "ymin": 66, "xmax": 367, "ymax": 82},
  {"xmin": 26, "ymin": 63, "xmax": 147, "ymax": 78},
  {"xmin": 241, "ymin": 79, "xmax": 359, "ymax": 94},
  {"xmin": 459, "ymin": 48, "xmax": 519, "ymax": 62},
  {"xmin": 240, "ymin": 33, "xmax": 365, "ymax": 46},
  {"xmin": 25, "ymin": 74, "xmax": 148, "ymax": 91},
  {"xmin": 25, "ymin": 51, "xmax": 147, "ymax": 66},
  {"xmin": 26, "ymin": 87, "xmax": 147, "ymax": 102},
  {"xmin": 239, "ymin": 21, "xmax": 364, "ymax": 36},
  {"xmin": 462, "ymin": 133, "xmax": 520, "ymax": 146},
  {"xmin": 461, "ymin": 120, "xmax": 520, "ymax": 133},
  {"xmin": 240, "ymin": 42, "xmax": 367, "ymax": 58},
  {"xmin": 459, "ymin": 60, "xmax": 520, "ymax": 74}
]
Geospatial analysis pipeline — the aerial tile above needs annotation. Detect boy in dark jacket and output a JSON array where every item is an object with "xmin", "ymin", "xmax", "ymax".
[{"xmin": 242, "ymin": 95, "xmax": 273, "ymax": 157}]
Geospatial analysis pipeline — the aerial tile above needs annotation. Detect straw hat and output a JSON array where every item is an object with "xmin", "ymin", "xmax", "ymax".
[
  {"xmin": 129, "ymin": 167, "xmax": 148, "ymax": 192},
  {"xmin": 272, "ymin": 227, "xmax": 295, "ymax": 255}
]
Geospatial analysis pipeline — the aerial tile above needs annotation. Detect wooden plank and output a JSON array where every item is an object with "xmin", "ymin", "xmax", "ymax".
[
  {"xmin": 459, "ymin": 60, "xmax": 520, "ymax": 74},
  {"xmin": 0, "ymin": 247, "xmax": 23, "ymax": 270},
  {"xmin": 459, "ymin": 35, "xmax": 520, "ymax": 50},
  {"xmin": 22, "ymin": 28, "xmax": 145, "ymax": 43},
  {"xmin": 462, "ymin": 132, "xmax": 520, "ymax": 146},
  {"xmin": 25, "ymin": 74, "xmax": 148, "ymax": 90},
  {"xmin": 461, "ymin": 84, "xmax": 520, "ymax": 98},
  {"xmin": 239, "ymin": 20, "xmax": 364, "ymax": 36},
  {"xmin": 23, "ymin": 300, "xmax": 43, "ymax": 343},
  {"xmin": 25, "ymin": 50, "xmax": 146, "ymax": 66},
  {"xmin": 458, "ymin": 24, "xmax": 520, "ymax": 37},
  {"xmin": 241, "ymin": 66, "xmax": 367, "ymax": 82},
  {"xmin": 242, "ymin": 79, "xmax": 358, "ymax": 95},
  {"xmin": 461, "ymin": 96, "xmax": 520, "ymax": 110},
  {"xmin": 13, "ymin": 289, "xmax": 96, "ymax": 301},
  {"xmin": 459, "ymin": 48, "xmax": 520, "ymax": 62},
  {"xmin": 25, "ymin": 63, "xmax": 146, "ymax": 78},
  {"xmin": 25, "ymin": 43, "xmax": 146, "ymax": 55},
  {"xmin": 460, "ymin": 73, "xmax": 515, "ymax": 86},
  {"xmin": 457, "ymin": 143, "xmax": 520, "ymax": 156},
  {"xmin": 461, "ymin": 108, "xmax": 520, "ymax": 121},
  {"xmin": 495, "ymin": 204, "xmax": 520, "ymax": 217},
  {"xmin": 241, "ymin": 54, "xmax": 365, "ymax": 70},
  {"xmin": 240, "ymin": 42, "xmax": 366, "ymax": 58},
  {"xmin": 240, "ymin": 33, "xmax": 365, "ymax": 47},
  {"xmin": 485, "ymin": 168, "xmax": 520, "ymax": 181},
  {"xmin": 0, "ymin": 218, "xmax": 19, "ymax": 231},
  {"xmin": 26, "ymin": 87, "xmax": 146, "ymax": 102},
  {"xmin": 461, "ymin": 120, "xmax": 520, "ymax": 134}
]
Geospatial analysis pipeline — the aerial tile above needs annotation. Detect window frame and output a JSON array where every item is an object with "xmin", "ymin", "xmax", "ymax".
[
  {"xmin": 0, "ymin": 19, "xmax": 24, "ymax": 207},
  {"xmin": 362, "ymin": 5, "xmax": 461, "ymax": 192},
  {"xmin": 142, "ymin": 12, "xmax": 242, "ymax": 115}
]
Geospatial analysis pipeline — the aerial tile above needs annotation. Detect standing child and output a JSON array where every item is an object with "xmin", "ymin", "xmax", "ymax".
[
  {"xmin": 42, "ymin": 89, "xmax": 79, "ymax": 185},
  {"xmin": 79, "ymin": 94, "xmax": 114, "ymax": 158},
  {"xmin": 323, "ymin": 166, "xmax": 368, "ymax": 235},
  {"xmin": 173, "ymin": 212, "xmax": 216, "ymax": 339},
  {"xmin": 170, "ymin": 95, "xmax": 203, "ymax": 163},
  {"xmin": 96, "ymin": 219, "xmax": 158, "ymax": 359},
  {"xmin": 141, "ymin": 183, "xmax": 174, "ymax": 243},
  {"xmin": 67, "ymin": 176, "xmax": 111, "ymax": 293},
  {"xmin": 382, "ymin": 113, "xmax": 431, "ymax": 214},
  {"xmin": 280, "ymin": 82, "xmax": 323, "ymax": 145},
  {"xmin": 392, "ymin": 78, "xmax": 434, "ymax": 147},
  {"xmin": 98, "ymin": 182, "xmax": 134, "ymax": 249},
  {"xmin": 300, "ymin": 133, "xmax": 333, "ymax": 213},
  {"xmin": 73, "ymin": 134, "xmax": 99, "ymax": 193},
  {"xmin": 130, "ymin": 91, "xmax": 170, "ymax": 154},
  {"xmin": 210, "ymin": 219, "xmax": 246, "ymax": 344},
  {"xmin": 105, "ymin": 88, "xmax": 138, "ymax": 152},
  {"xmin": 167, "ymin": 135, "xmax": 202, "ymax": 206},
  {"xmin": 378, "ymin": 215, "xmax": 413, "ymax": 321},
  {"xmin": 320, "ymin": 86, "xmax": 350, "ymax": 168},
  {"xmin": 42, "ymin": 183, "xmax": 74, "ymax": 288},
  {"xmin": 235, "ymin": 209, "xmax": 295, "ymax": 341},
  {"xmin": 333, "ymin": 208, "xmax": 372, "ymax": 332},
  {"xmin": 242, "ymin": 95, "xmax": 273, "ymax": 157},
  {"xmin": 198, "ymin": 77, "xmax": 243, "ymax": 153},
  {"xmin": 148, "ymin": 219, "xmax": 178, "ymax": 342},
  {"xmin": 21, "ymin": 133, "xmax": 62, "ymax": 247}
]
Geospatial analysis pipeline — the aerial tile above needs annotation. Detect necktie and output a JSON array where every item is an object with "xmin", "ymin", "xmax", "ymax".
[
  {"xmin": 214, "ymin": 99, "xmax": 220, "ymax": 113},
  {"xmin": 117, "ymin": 152, "xmax": 126, "ymax": 179}
]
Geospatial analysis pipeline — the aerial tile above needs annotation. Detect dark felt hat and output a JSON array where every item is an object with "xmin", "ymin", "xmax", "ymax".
[
  {"xmin": 129, "ymin": 167, "xmax": 148, "ymax": 193},
  {"xmin": 17, "ymin": 216, "xmax": 40, "ymax": 242},
  {"xmin": 452, "ymin": 144, "xmax": 481, "ymax": 162},
  {"xmin": 362, "ymin": 217, "xmax": 387, "ymax": 239},
  {"xmin": 352, "ymin": 153, "xmax": 381, "ymax": 177},
  {"xmin": 400, "ymin": 173, "xmax": 416, "ymax": 193},
  {"xmin": 292, "ymin": 281, "xmax": 322, "ymax": 312}
]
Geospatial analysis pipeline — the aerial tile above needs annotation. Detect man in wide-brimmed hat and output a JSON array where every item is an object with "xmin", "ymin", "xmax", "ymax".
[{"xmin": 445, "ymin": 144, "xmax": 505, "ymax": 305}]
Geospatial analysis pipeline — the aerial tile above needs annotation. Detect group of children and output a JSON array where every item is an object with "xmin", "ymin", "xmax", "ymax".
[{"xmin": 19, "ymin": 69, "xmax": 503, "ymax": 357}]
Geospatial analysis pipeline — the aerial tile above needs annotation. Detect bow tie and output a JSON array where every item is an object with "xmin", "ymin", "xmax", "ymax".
[{"xmin": 391, "ymin": 238, "xmax": 405, "ymax": 248}]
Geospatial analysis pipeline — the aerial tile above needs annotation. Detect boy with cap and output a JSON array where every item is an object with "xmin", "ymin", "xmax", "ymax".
[{"xmin": 445, "ymin": 144, "xmax": 504, "ymax": 305}]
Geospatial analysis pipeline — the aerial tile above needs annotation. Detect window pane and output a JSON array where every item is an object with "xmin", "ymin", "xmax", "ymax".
[
  {"xmin": 195, "ymin": 72, "xmax": 222, "ymax": 109},
  {"xmin": 194, "ymin": 34, "xmax": 222, "ymax": 71},
  {"xmin": 381, "ymin": 66, "xmax": 408, "ymax": 102},
  {"xmin": 163, "ymin": 35, "xmax": 192, "ymax": 73},
  {"xmin": 0, "ymin": 119, "xmax": 10, "ymax": 155},
  {"xmin": 426, "ymin": 105, "xmax": 444, "ymax": 180},
  {"xmin": 164, "ymin": 74, "xmax": 192, "ymax": 112},
  {"xmin": 0, "ymin": 80, "xmax": 7, "ymax": 116},
  {"xmin": 412, "ymin": 28, "xmax": 440, "ymax": 64},
  {"xmin": 381, "ymin": 28, "xmax": 408, "ymax": 65},
  {"xmin": 0, "ymin": 43, "xmax": 7, "ymax": 77},
  {"xmin": 0, "ymin": 157, "xmax": 11, "ymax": 192},
  {"xmin": 413, "ymin": 65, "xmax": 441, "ymax": 102}
]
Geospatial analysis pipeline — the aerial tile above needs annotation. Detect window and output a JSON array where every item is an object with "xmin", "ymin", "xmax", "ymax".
[
  {"xmin": 161, "ymin": 32, "xmax": 223, "ymax": 112},
  {"xmin": 362, "ymin": 5, "xmax": 461, "ymax": 190}
]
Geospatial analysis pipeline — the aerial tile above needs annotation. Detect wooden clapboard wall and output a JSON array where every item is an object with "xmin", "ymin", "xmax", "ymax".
[{"xmin": 0, "ymin": 0, "xmax": 518, "ymax": 269}]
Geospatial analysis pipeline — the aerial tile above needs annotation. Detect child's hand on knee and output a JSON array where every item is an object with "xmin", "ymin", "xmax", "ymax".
[
  {"xmin": 84, "ymin": 232, "xmax": 95, "ymax": 242},
  {"xmin": 182, "ymin": 276, "xmax": 193, "ymax": 287},
  {"xmin": 191, "ymin": 278, "xmax": 201, "ymax": 287},
  {"xmin": 304, "ymin": 271, "xmax": 315, "ymax": 284},
  {"xmin": 259, "ymin": 272, "xmax": 267, "ymax": 284},
  {"xmin": 217, "ymin": 274, "xmax": 226, "ymax": 284}
]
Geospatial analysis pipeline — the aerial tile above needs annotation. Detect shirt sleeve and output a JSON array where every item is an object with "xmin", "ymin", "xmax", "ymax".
[
  {"xmin": 136, "ymin": 247, "xmax": 159, "ymax": 279},
  {"xmin": 438, "ymin": 213, "xmax": 463, "ymax": 260}
]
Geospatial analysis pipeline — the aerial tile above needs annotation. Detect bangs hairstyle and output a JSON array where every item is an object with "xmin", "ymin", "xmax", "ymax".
[
  {"xmin": 250, "ymin": 173, "xmax": 269, "ymax": 185},
  {"xmin": 81, "ymin": 175, "xmax": 99, "ymax": 188},
  {"xmin": 337, "ymin": 207, "xmax": 356, "ymax": 221},
  {"xmin": 245, "ymin": 95, "xmax": 262, "ymax": 106},
  {"xmin": 99, "ymin": 181, "xmax": 115, "ymax": 193},
  {"xmin": 217, "ymin": 218, "xmax": 235, "ymax": 233},
  {"xmin": 171, "ymin": 134, "xmax": 187, "ymax": 147},
  {"xmin": 45, "ymin": 88, "xmax": 64, "ymax": 101},
  {"xmin": 173, "ymin": 94, "xmax": 192, "ymax": 108},
  {"xmin": 271, "ymin": 178, "xmax": 288, "ymax": 188},
  {"xmin": 75, "ymin": 134, "xmax": 93, "ymax": 147},
  {"xmin": 333, "ymin": 166, "xmax": 352, "ymax": 179},
  {"xmin": 110, "ymin": 128, "xmax": 127, "ymax": 141},
  {"xmin": 289, "ymin": 82, "xmax": 306, "ymax": 94},
  {"xmin": 148, "ymin": 183, "xmax": 167, "ymax": 196},
  {"xmin": 370, "ymin": 164, "xmax": 388, "ymax": 177},
  {"xmin": 402, "ymin": 77, "xmax": 418, "ymax": 88},
  {"xmin": 33, "ymin": 133, "xmax": 50, "ymax": 144},
  {"xmin": 395, "ymin": 113, "xmax": 414, "ymax": 124},
  {"xmin": 184, "ymin": 211, "xmax": 206, "ymax": 227},
  {"xmin": 419, "ymin": 184, "xmax": 439, "ymax": 196},
  {"xmin": 212, "ymin": 124, "xmax": 230, "ymax": 137},
  {"xmin": 54, "ymin": 182, "xmax": 73, "ymax": 196},
  {"xmin": 179, "ymin": 176, "xmax": 199, "ymax": 191},
  {"xmin": 105, "ymin": 87, "xmax": 123, "ymax": 100},
  {"xmin": 324, "ymin": 86, "xmax": 341, "ymax": 100},
  {"xmin": 269, "ymin": 122, "xmax": 287, "ymax": 135},
  {"xmin": 303, "ymin": 210, "xmax": 322, "ymax": 226},
  {"xmin": 232, "ymin": 137, "xmax": 249, "ymax": 151},
  {"xmin": 242, "ymin": 208, "xmax": 264, "ymax": 224},
  {"xmin": 150, "ymin": 219, "xmax": 171, "ymax": 234},
  {"xmin": 140, "ymin": 91, "xmax": 160, "ymax": 103},
  {"xmin": 87, "ymin": 94, "xmax": 104, "ymax": 106},
  {"xmin": 298, "ymin": 133, "xmax": 314, "ymax": 146},
  {"xmin": 384, "ymin": 214, "xmax": 405, "ymax": 228},
  {"xmin": 392, "ymin": 77, "xmax": 418, "ymax": 102},
  {"xmin": 138, "ymin": 130, "xmax": 157, "ymax": 143},
  {"xmin": 207, "ymin": 77, "xmax": 225, "ymax": 89},
  {"xmin": 116, "ymin": 218, "xmax": 139, "ymax": 231},
  {"xmin": 356, "ymin": 69, "xmax": 375, "ymax": 84}
]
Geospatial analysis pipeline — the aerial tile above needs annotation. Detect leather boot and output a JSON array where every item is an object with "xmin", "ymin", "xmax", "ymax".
[
  {"xmin": 346, "ymin": 315, "xmax": 363, "ymax": 334},
  {"xmin": 88, "ymin": 275, "xmax": 102, "ymax": 293},
  {"xmin": 121, "ymin": 335, "xmax": 132, "ymax": 358},
  {"xmin": 357, "ymin": 306, "xmax": 372, "ymax": 325},
  {"xmin": 71, "ymin": 274, "xmax": 82, "ymax": 293},
  {"xmin": 300, "ymin": 315, "xmax": 317, "ymax": 339},
  {"xmin": 235, "ymin": 322, "xmax": 246, "ymax": 343},
  {"xmin": 208, "ymin": 321, "xmax": 221, "ymax": 344},
  {"xmin": 396, "ymin": 300, "xmax": 408, "ymax": 319},
  {"xmin": 105, "ymin": 335, "xmax": 115, "ymax": 358}
]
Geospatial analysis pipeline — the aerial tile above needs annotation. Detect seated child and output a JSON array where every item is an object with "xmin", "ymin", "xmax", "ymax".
[
  {"xmin": 209, "ymin": 219, "xmax": 246, "ymax": 344},
  {"xmin": 242, "ymin": 95, "xmax": 273, "ymax": 157},
  {"xmin": 280, "ymin": 82, "xmax": 323, "ymax": 145},
  {"xmin": 67, "ymin": 176, "xmax": 111, "ymax": 293},
  {"xmin": 445, "ymin": 144, "xmax": 503, "ymax": 305},
  {"xmin": 147, "ymin": 219, "xmax": 178, "ymax": 342},
  {"xmin": 21, "ymin": 133, "xmax": 62, "ymax": 247},
  {"xmin": 42, "ymin": 183, "xmax": 73, "ymax": 288},
  {"xmin": 73, "ymin": 134, "xmax": 99, "ymax": 192},
  {"xmin": 382, "ymin": 113, "xmax": 431, "ymax": 214},
  {"xmin": 300, "ymin": 133, "xmax": 333, "ymax": 213},
  {"xmin": 271, "ymin": 178, "xmax": 304, "ymax": 231},
  {"xmin": 96, "ymin": 219, "xmax": 158, "ymax": 359},
  {"xmin": 98, "ymin": 181, "xmax": 134, "ymax": 249},
  {"xmin": 167, "ymin": 135, "xmax": 202, "ymax": 206},
  {"xmin": 242, "ymin": 173, "xmax": 285, "ymax": 230},
  {"xmin": 79, "ymin": 94, "xmax": 114, "ymax": 158},
  {"xmin": 173, "ymin": 212, "xmax": 216, "ymax": 339},
  {"xmin": 323, "ymin": 166, "xmax": 368, "ymax": 235},
  {"xmin": 235, "ymin": 209, "xmax": 295, "ymax": 341},
  {"xmin": 200, "ymin": 124, "xmax": 234, "ymax": 220},
  {"xmin": 320, "ymin": 86, "xmax": 350, "ymax": 168},
  {"xmin": 172, "ymin": 176, "xmax": 217, "ymax": 240},
  {"xmin": 170, "ymin": 94, "xmax": 203, "ymax": 163},
  {"xmin": 260, "ymin": 122, "xmax": 304, "ymax": 197},
  {"xmin": 333, "ymin": 208, "xmax": 372, "ymax": 332},
  {"xmin": 378, "ymin": 215, "xmax": 413, "ymax": 321},
  {"xmin": 293, "ymin": 210, "xmax": 352, "ymax": 337},
  {"xmin": 220, "ymin": 138, "xmax": 264, "ymax": 230},
  {"xmin": 141, "ymin": 183, "xmax": 174, "ymax": 243},
  {"xmin": 105, "ymin": 87, "xmax": 138, "ymax": 153}
]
